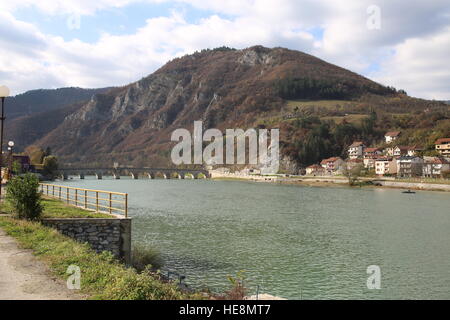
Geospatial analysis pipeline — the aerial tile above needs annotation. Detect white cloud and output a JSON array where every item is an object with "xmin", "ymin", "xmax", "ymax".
[
  {"xmin": 373, "ymin": 26, "xmax": 450, "ymax": 100},
  {"xmin": 0, "ymin": 0, "xmax": 449, "ymax": 99}
]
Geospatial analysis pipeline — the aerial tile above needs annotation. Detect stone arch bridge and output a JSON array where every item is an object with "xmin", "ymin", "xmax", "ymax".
[{"xmin": 57, "ymin": 167, "xmax": 210, "ymax": 180}]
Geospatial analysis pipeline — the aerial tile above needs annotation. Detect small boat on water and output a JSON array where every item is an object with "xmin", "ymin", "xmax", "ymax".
[{"xmin": 402, "ymin": 189, "xmax": 416, "ymax": 194}]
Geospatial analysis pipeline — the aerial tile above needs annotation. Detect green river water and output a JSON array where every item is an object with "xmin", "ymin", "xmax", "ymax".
[{"xmin": 57, "ymin": 178, "xmax": 450, "ymax": 299}]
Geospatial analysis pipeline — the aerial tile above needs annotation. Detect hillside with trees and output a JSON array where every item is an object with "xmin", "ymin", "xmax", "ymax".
[{"xmin": 6, "ymin": 46, "xmax": 449, "ymax": 173}]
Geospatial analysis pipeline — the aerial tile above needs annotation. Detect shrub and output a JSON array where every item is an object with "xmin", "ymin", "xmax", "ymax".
[
  {"xmin": 215, "ymin": 271, "xmax": 248, "ymax": 300},
  {"xmin": 42, "ymin": 155, "xmax": 59, "ymax": 179},
  {"xmin": 132, "ymin": 244, "xmax": 164, "ymax": 272},
  {"xmin": 6, "ymin": 173, "xmax": 43, "ymax": 220}
]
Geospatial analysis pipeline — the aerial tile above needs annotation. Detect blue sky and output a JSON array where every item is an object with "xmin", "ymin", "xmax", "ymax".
[
  {"xmin": 13, "ymin": 2, "xmax": 222, "ymax": 43},
  {"xmin": 1, "ymin": 0, "xmax": 449, "ymax": 99}
]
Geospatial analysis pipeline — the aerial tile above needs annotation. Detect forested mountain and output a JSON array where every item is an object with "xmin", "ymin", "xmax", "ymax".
[
  {"xmin": 8, "ymin": 46, "xmax": 450, "ymax": 172},
  {"xmin": 6, "ymin": 87, "xmax": 111, "ymax": 120}
]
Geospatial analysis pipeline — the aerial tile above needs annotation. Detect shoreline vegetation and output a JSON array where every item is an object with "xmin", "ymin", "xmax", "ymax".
[
  {"xmin": 0, "ymin": 217, "xmax": 195, "ymax": 300},
  {"xmin": 211, "ymin": 173, "xmax": 450, "ymax": 192}
]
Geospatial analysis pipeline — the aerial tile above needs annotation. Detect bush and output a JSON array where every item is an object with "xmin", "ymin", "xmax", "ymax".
[
  {"xmin": 6, "ymin": 173, "xmax": 43, "ymax": 220},
  {"xmin": 42, "ymin": 155, "xmax": 59, "ymax": 179},
  {"xmin": 132, "ymin": 244, "xmax": 164, "ymax": 272}
]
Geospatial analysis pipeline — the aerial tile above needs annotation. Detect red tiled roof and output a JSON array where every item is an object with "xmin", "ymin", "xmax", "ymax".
[
  {"xmin": 432, "ymin": 158, "xmax": 449, "ymax": 164},
  {"xmin": 435, "ymin": 138, "xmax": 450, "ymax": 145},
  {"xmin": 364, "ymin": 147, "xmax": 379, "ymax": 153},
  {"xmin": 349, "ymin": 141, "xmax": 364, "ymax": 148},
  {"xmin": 320, "ymin": 157, "xmax": 341, "ymax": 164},
  {"xmin": 395, "ymin": 145, "xmax": 410, "ymax": 151},
  {"xmin": 385, "ymin": 131, "xmax": 401, "ymax": 137},
  {"xmin": 307, "ymin": 164, "xmax": 323, "ymax": 169}
]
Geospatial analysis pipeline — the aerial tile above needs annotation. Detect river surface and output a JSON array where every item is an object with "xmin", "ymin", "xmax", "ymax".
[{"xmin": 57, "ymin": 177, "xmax": 450, "ymax": 299}]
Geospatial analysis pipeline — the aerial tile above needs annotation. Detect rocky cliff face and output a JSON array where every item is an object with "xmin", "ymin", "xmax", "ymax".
[{"xmin": 33, "ymin": 46, "xmax": 394, "ymax": 168}]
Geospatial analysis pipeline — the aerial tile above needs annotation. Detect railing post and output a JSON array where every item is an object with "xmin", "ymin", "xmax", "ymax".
[
  {"xmin": 52, "ymin": 185, "xmax": 55, "ymax": 197},
  {"xmin": 84, "ymin": 190, "xmax": 87, "ymax": 209},
  {"xmin": 59, "ymin": 186, "xmax": 61, "ymax": 199},
  {"xmin": 96, "ymin": 191, "xmax": 99, "ymax": 212},
  {"xmin": 109, "ymin": 193, "xmax": 112, "ymax": 214},
  {"xmin": 125, "ymin": 194, "xmax": 128, "ymax": 218},
  {"xmin": 47, "ymin": 185, "xmax": 49, "ymax": 195},
  {"xmin": 75, "ymin": 189, "xmax": 78, "ymax": 207},
  {"xmin": 66, "ymin": 188, "xmax": 69, "ymax": 204}
]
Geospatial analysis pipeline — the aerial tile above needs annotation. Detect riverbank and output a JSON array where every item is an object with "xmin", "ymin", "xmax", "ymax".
[
  {"xmin": 0, "ymin": 217, "xmax": 195, "ymax": 300},
  {"xmin": 210, "ymin": 171, "xmax": 450, "ymax": 192},
  {"xmin": 0, "ymin": 227, "xmax": 84, "ymax": 300}
]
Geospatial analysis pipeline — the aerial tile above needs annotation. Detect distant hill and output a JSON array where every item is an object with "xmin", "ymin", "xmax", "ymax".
[
  {"xmin": 8, "ymin": 46, "xmax": 450, "ymax": 171},
  {"xmin": 4, "ymin": 87, "xmax": 111, "ymax": 151},
  {"xmin": 6, "ymin": 87, "xmax": 111, "ymax": 120}
]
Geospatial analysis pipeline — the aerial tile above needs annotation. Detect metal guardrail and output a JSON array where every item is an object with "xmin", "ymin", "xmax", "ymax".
[{"xmin": 39, "ymin": 183, "xmax": 128, "ymax": 217}]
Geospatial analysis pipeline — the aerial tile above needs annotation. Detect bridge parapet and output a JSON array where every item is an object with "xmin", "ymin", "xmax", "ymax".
[{"xmin": 58, "ymin": 167, "xmax": 210, "ymax": 180}]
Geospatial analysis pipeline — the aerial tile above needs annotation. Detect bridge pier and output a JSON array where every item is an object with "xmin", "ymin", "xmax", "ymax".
[
  {"xmin": 113, "ymin": 173, "xmax": 120, "ymax": 180},
  {"xmin": 131, "ymin": 173, "xmax": 138, "ymax": 180},
  {"xmin": 79, "ymin": 174, "xmax": 85, "ymax": 179},
  {"xmin": 96, "ymin": 173, "xmax": 103, "ymax": 180},
  {"xmin": 59, "ymin": 173, "xmax": 68, "ymax": 180}
]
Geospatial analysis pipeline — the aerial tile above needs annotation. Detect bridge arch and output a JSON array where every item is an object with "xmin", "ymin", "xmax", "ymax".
[
  {"xmin": 154, "ymin": 171, "xmax": 168, "ymax": 179},
  {"xmin": 130, "ymin": 172, "xmax": 139, "ymax": 180},
  {"xmin": 170, "ymin": 172, "xmax": 184, "ymax": 179},
  {"xmin": 195, "ymin": 172, "xmax": 207, "ymax": 179}
]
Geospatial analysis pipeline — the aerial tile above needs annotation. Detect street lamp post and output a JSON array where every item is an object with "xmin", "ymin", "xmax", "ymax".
[
  {"xmin": 8, "ymin": 141, "xmax": 14, "ymax": 178},
  {"xmin": 0, "ymin": 85, "xmax": 10, "ymax": 199}
]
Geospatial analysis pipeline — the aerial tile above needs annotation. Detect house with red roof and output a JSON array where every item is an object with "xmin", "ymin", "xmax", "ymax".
[
  {"xmin": 385, "ymin": 131, "xmax": 401, "ymax": 144},
  {"xmin": 320, "ymin": 157, "xmax": 345, "ymax": 174},
  {"xmin": 435, "ymin": 138, "xmax": 450, "ymax": 156},
  {"xmin": 305, "ymin": 164, "xmax": 325, "ymax": 176},
  {"xmin": 348, "ymin": 141, "xmax": 365, "ymax": 159},
  {"xmin": 423, "ymin": 157, "xmax": 450, "ymax": 178}
]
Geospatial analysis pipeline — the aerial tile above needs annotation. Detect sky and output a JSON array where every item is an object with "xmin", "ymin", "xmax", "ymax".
[{"xmin": 0, "ymin": 0, "xmax": 449, "ymax": 100}]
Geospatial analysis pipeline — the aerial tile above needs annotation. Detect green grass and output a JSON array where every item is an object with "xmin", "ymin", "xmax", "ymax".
[
  {"xmin": 0, "ymin": 198, "xmax": 113, "ymax": 219},
  {"xmin": 0, "ymin": 217, "xmax": 197, "ymax": 300},
  {"xmin": 286, "ymin": 99, "xmax": 356, "ymax": 111},
  {"xmin": 321, "ymin": 114, "xmax": 368, "ymax": 124}
]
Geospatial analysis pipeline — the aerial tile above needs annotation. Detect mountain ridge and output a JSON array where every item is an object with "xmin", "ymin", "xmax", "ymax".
[{"xmin": 8, "ymin": 46, "xmax": 450, "ymax": 171}]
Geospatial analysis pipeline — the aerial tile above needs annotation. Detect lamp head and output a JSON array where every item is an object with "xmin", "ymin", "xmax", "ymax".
[
  {"xmin": 0, "ymin": 86, "xmax": 10, "ymax": 98},
  {"xmin": 8, "ymin": 141, "xmax": 14, "ymax": 147}
]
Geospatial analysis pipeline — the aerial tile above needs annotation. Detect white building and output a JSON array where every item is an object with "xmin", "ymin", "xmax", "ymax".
[
  {"xmin": 375, "ymin": 157, "xmax": 398, "ymax": 176},
  {"xmin": 396, "ymin": 156, "xmax": 424, "ymax": 178},
  {"xmin": 423, "ymin": 157, "xmax": 450, "ymax": 178},
  {"xmin": 385, "ymin": 131, "xmax": 401, "ymax": 144},
  {"xmin": 348, "ymin": 141, "xmax": 365, "ymax": 159}
]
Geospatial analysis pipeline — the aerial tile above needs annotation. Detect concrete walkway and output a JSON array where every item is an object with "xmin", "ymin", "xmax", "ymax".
[{"xmin": 0, "ymin": 228, "xmax": 84, "ymax": 300}]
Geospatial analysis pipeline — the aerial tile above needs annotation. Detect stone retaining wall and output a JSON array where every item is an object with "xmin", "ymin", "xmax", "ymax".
[{"xmin": 42, "ymin": 217, "xmax": 131, "ymax": 264}]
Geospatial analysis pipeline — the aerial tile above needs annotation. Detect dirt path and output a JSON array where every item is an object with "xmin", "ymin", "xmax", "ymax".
[{"xmin": 0, "ymin": 228, "xmax": 85, "ymax": 300}]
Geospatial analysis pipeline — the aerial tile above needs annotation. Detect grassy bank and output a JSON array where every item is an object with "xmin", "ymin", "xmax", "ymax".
[
  {"xmin": 0, "ymin": 198, "xmax": 113, "ymax": 219},
  {"xmin": 0, "ymin": 216, "xmax": 196, "ymax": 300}
]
